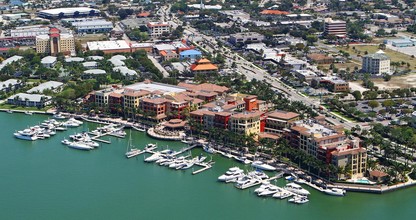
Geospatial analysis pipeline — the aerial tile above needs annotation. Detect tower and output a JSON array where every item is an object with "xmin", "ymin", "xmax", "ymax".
[{"xmin": 49, "ymin": 27, "xmax": 61, "ymax": 56}]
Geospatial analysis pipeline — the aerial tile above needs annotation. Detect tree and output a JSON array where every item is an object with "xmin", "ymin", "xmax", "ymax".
[
  {"xmin": 368, "ymin": 100, "xmax": 379, "ymax": 111},
  {"xmin": 376, "ymin": 28, "xmax": 387, "ymax": 37},
  {"xmin": 352, "ymin": 90, "xmax": 362, "ymax": 102}
]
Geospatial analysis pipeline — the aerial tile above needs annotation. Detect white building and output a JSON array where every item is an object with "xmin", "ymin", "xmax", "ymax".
[
  {"xmin": 41, "ymin": 56, "xmax": 57, "ymax": 68},
  {"xmin": 0, "ymin": 79, "xmax": 21, "ymax": 92},
  {"xmin": 27, "ymin": 81, "xmax": 64, "ymax": 94},
  {"xmin": 7, "ymin": 93, "xmax": 52, "ymax": 107},
  {"xmin": 362, "ymin": 50, "xmax": 390, "ymax": 75},
  {"xmin": 38, "ymin": 7, "xmax": 100, "ymax": 19},
  {"xmin": 147, "ymin": 22, "xmax": 170, "ymax": 38},
  {"xmin": 10, "ymin": 25, "xmax": 50, "ymax": 37},
  {"xmin": 71, "ymin": 20, "xmax": 113, "ymax": 34}
]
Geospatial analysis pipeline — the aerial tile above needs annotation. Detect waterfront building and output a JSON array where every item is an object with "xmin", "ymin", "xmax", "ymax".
[
  {"xmin": 265, "ymin": 110, "xmax": 300, "ymax": 134},
  {"xmin": 147, "ymin": 22, "xmax": 170, "ymax": 38},
  {"xmin": 7, "ymin": 93, "xmax": 52, "ymax": 107},
  {"xmin": 229, "ymin": 111, "xmax": 264, "ymax": 135},
  {"xmin": 36, "ymin": 28, "xmax": 75, "ymax": 56},
  {"xmin": 324, "ymin": 18, "xmax": 347, "ymax": 37}
]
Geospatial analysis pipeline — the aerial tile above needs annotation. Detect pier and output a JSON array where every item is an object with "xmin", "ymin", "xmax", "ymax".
[{"xmin": 192, "ymin": 161, "xmax": 215, "ymax": 175}]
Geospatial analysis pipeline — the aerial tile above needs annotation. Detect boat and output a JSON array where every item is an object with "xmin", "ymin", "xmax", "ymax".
[
  {"xmin": 67, "ymin": 142, "xmax": 94, "ymax": 151},
  {"xmin": 248, "ymin": 170, "xmax": 269, "ymax": 179},
  {"xmin": 203, "ymin": 145, "xmax": 215, "ymax": 154},
  {"xmin": 218, "ymin": 167, "xmax": 244, "ymax": 182},
  {"xmin": 181, "ymin": 137, "xmax": 194, "ymax": 144},
  {"xmin": 169, "ymin": 158, "xmax": 187, "ymax": 169},
  {"xmin": 24, "ymin": 111, "xmax": 33, "ymax": 115},
  {"xmin": 251, "ymin": 161, "xmax": 276, "ymax": 171},
  {"xmin": 55, "ymin": 127, "xmax": 67, "ymax": 131},
  {"xmin": 68, "ymin": 118, "xmax": 83, "ymax": 125},
  {"xmin": 178, "ymin": 160, "xmax": 195, "ymax": 170},
  {"xmin": 323, "ymin": 188, "xmax": 346, "ymax": 196},
  {"xmin": 284, "ymin": 183, "xmax": 310, "ymax": 196},
  {"xmin": 235, "ymin": 156, "xmax": 251, "ymax": 164},
  {"xmin": 144, "ymin": 143, "xmax": 157, "ymax": 151},
  {"xmin": 6, "ymin": 109, "xmax": 13, "ymax": 113},
  {"xmin": 294, "ymin": 178, "xmax": 306, "ymax": 184},
  {"xmin": 111, "ymin": 129, "xmax": 126, "ymax": 137},
  {"xmin": 258, "ymin": 185, "xmax": 280, "ymax": 197},
  {"xmin": 14, "ymin": 129, "xmax": 38, "ymax": 141},
  {"xmin": 289, "ymin": 195, "xmax": 309, "ymax": 204},
  {"xmin": 53, "ymin": 113, "xmax": 67, "ymax": 120},
  {"xmin": 145, "ymin": 152, "xmax": 162, "ymax": 162},
  {"xmin": 61, "ymin": 139, "xmax": 71, "ymax": 145},
  {"xmin": 84, "ymin": 141, "xmax": 99, "ymax": 148},
  {"xmin": 235, "ymin": 175, "xmax": 261, "ymax": 189},
  {"xmin": 272, "ymin": 191, "xmax": 293, "ymax": 199}
]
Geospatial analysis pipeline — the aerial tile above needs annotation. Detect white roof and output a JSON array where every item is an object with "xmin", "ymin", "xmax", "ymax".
[
  {"xmin": 84, "ymin": 69, "xmax": 106, "ymax": 75},
  {"xmin": 113, "ymin": 66, "xmax": 137, "ymax": 76},
  {"xmin": 8, "ymin": 93, "xmax": 51, "ymax": 102},
  {"xmin": 39, "ymin": 7, "xmax": 99, "ymax": 15},
  {"xmin": 72, "ymin": 19, "xmax": 113, "ymax": 27},
  {"xmin": 65, "ymin": 57, "xmax": 84, "ymax": 62},
  {"xmin": 87, "ymin": 40, "xmax": 130, "ymax": 51},
  {"xmin": 0, "ymin": 79, "xmax": 19, "ymax": 89},
  {"xmin": 125, "ymin": 82, "xmax": 186, "ymax": 94},
  {"xmin": 0, "ymin": 55, "xmax": 23, "ymax": 71},
  {"xmin": 82, "ymin": 61, "xmax": 98, "ymax": 67},
  {"xmin": 87, "ymin": 56, "xmax": 104, "ymax": 61},
  {"xmin": 131, "ymin": 43, "xmax": 154, "ymax": 48},
  {"xmin": 41, "ymin": 56, "xmax": 57, "ymax": 64},
  {"xmin": 154, "ymin": 44, "xmax": 175, "ymax": 51},
  {"xmin": 27, "ymin": 81, "xmax": 63, "ymax": 93}
]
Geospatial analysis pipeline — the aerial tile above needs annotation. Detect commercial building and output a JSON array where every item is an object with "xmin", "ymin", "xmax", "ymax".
[
  {"xmin": 190, "ymin": 58, "xmax": 218, "ymax": 75},
  {"xmin": 179, "ymin": 49, "xmax": 202, "ymax": 62},
  {"xmin": 362, "ymin": 50, "xmax": 390, "ymax": 75},
  {"xmin": 265, "ymin": 110, "xmax": 300, "ymax": 134},
  {"xmin": 71, "ymin": 20, "xmax": 113, "ymax": 34},
  {"xmin": 7, "ymin": 93, "xmax": 52, "ymax": 107},
  {"xmin": 10, "ymin": 25, "xmax": 50, "ymax": 38},
  {"xmin": 324, "ymin": 18, "xmax": 347, "ymax": 37},
  {"xmin": 293, "ymin": 70, "xmax": 317, "ymax": 83},
  {"xmin": 229, "ymin": 32, "xmax": 265, "ymax": 45},
  {"xmin": 314, "ymin": 77, "xmax": 349, "ymax": 93},
  {"xmin": 86, "ymin": 40, "xmax": 131, "ymax": 54},
  {"xmin": 38, "ymin": 7, "xmax": 100, "ymax": 19},
  {"xmin": 147, "ymin": 22, "xmax": 170, "ymax": 38},
  {"xmin": 36, "ymin": 27, "xmax": 75, "ymax": 55}
]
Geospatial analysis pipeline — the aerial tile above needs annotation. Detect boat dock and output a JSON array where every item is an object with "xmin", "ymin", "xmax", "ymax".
[
  {"xmin": 171, "ymin": 144, "xmax": 199, "ymax": 156},
  {"xmin": 303, "ymin": 181, "xmax": 324, "ymax": 192},
  {"xmin": 192, "ymin": 161, "xmax": 215, "ymax": 175},
  {"xmin": 238, "ymin": 174, "xmax": 284, "ymax": 190}
]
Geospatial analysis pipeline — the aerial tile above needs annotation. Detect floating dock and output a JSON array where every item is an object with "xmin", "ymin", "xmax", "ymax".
[{"xmin": 192, "ymin": 161, "xmax": 215, "ymax": 175}]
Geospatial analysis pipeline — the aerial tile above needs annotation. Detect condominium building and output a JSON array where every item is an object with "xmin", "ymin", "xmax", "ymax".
[
  {"xmin": 229, "ymin": 111, "xmax": 264, "ymax": 135},
  {"xmin": 324, "ymin": 18, "xmax": 347, "ymax": 36},
  {"xmin": 331, "ymin": 141, "xmax": 367, "ymax": 179},
  {"xmin": 123, "ymin": 89, "xmax": 151, "ymax": 109},
  {"xmin": 36, "ymin": 27, "xmax": 75, "ymax": 55},
  {"xmin": 265, "ymin": 110, "xmax": 300, "ymax": 134},
  {"xmin": 147, "ymin": 22, "xmax": 170, "ymax": 38},
  {"xmin": 362, "ymin": 50, "xmax": 390, "ymax": 75}
]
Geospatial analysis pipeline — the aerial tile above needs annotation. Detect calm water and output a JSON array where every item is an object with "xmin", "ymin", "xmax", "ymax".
[{"xmin": 0, "ymin": 113, "xmax": 414, "ymax": 219}]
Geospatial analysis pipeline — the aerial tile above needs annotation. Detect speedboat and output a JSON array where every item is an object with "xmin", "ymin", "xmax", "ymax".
[
  {"xmin": 272, "ymin": 190, "xmax": 293, "ymax": 199},
  {"xmin": 323, "ymin": 188, "xmax": 346, "ymax": 196},
  {"xmin": 84, "ymin": 141, "xmax": 99, "ymax": 148},
  {"xmin": 14, "ymin": 129, "xmax": 38, "ymax": 141},
  {"xmin": 289, "ymin": 195, "xmax": 309, "ymax": 204},
  {"xmin": 24, "ymin": 111, "xmax": 33, "ymax": 115},
  {"xmin": 169, "ymin": 158, "xmax": 187, "ymax": 169},
  {"xmin": 7, "ymin": 109, "xmax": 13, "ymax": 113},
  {"xmin": 145, "ymin": 143, "xmax": 157, "ymax": 151},
  {"xmin": 235, "ymin": 156, "xmax": 251, "ymax": 164},
  {"xmin": 126, "ymin": 148, "xmax": 142, "ymax": 158},
  {"xmin": 61, "ymin": 139, "xmax": 71, "ymax": 145},
  {"xmin": 294, "ymin": 178, "xmax": 306, "ymax": 184},
  {"xmin": 251, "ymin": 161, "xmax": 276, "ymax": 171},
  {"xmin": 284, "ymin": 183, "xmax": 310, "ymax": 196},
  {"xmin": 258, "ymin": 185, "xmax": 280, "ymax": 197},
  {"xmin": 68, "ymin": 118, "xmax": 83, "ymax": 125},
  {"xmin": 145, "ymin": 152, "xmax": 162, "ymax": 162},
  {"xmin": 203, "ymin": 145, "xmax": 215, "ymax": 154},
  {"xmin": 178, "ymin": 160, "xmax": 195, "ymax": 170},
  {"xmin": 218, "ymin": 167, "xmax": 244, "ymax": 182},
  {"xmin": 68, "ymin": 142, "xmax": 94, "ymax": 151}
]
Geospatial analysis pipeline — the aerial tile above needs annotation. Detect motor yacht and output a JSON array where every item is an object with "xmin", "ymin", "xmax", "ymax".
[
  {"xmin": 235, "ymin": 175, "xmax": 261, "ymax": 189},
  {"xmin": 145, "ymin": 152, "xmax": 163, "ymax": 162},
  {"xmin": 323, "ymin": 188, "xmax": 346, "ymax": 196},
  {"xmin": 203, "ymin": 145, "xmax": 215, "ymax": 154},
  {"xmin": 218, "ymin": 167, "xmax": 244, "ymax": 182},
  {"xmin": 289, "ymin": 195, "xmax": 309, "ymax": 204},
  {"xmin": 248, "ymin": 170, "xmax": 269, "ymax": 180},
  {"xmin": 14, "ymin": 129, "xmax": 38, "ymax": 141},
  {"xmin": 68, "ymin": 142, "xmax": 94, "ymax": 151},
  {"xmin": 284, "ymin": 183, "xmax": 310, "ymax": 196},
  {"xmin": 61, "ymin": 139, "xmax": 71, "ymax": 145},
  {"xmin": 235, "ymin": 156, "xmax": 251, "ymax": 164},
  {"xmin": 251, "ymin": 161, "xmax": 276, "ymax": 171}
]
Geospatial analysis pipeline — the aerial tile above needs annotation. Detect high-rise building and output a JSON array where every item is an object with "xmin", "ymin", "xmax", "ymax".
[
  {"xmin": 36, "ymin": 27, "xmax": 75, "ymax": 55},
  {"xmin": 362, "ymin": 50, "xmax": 390, "ymax": 74},
  {"xmin": 324, "ymin": 18, "xmax": 347, "ymax": 36}
]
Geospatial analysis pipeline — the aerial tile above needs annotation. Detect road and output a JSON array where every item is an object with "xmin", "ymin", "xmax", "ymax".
[{"xmin": 147, "ymin": 55, "xmax": 170, "ymax": 78}]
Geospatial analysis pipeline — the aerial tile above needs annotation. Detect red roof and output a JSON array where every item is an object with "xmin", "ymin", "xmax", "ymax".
[
  {"xmin": 137, "ymin": 12, "xmax": 151, "ymax": 17},
  {"xmin": 260, "ymin": 10, "xmax": 290, "ymax": 15}
]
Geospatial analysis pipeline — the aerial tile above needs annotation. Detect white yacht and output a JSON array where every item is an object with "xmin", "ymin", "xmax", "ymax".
[
  {"xmin": 84, "ymin": 141, "xmax": 99, "ymax": 148},
  {"xmin": 218, "ymin": 167, "xmax": 244, "ymax": 182},
  {"xmin": 251, "ymin": 161, "xmax": 276, "ymax": 171},
  {"xmin": 24, "ymin": 111, "xmax": 33, "ymax": 115},
  {"xmin": 272, "ymin": 191, "xmax": 293, "ymax": 199},
  {"xmin": 14, "ymin": 129, "xmax": 38, "ymax": 141},
  {"xmin": 203, "ymin": 145, "xmax": 215, "ymax": 154},
  {"xmin": 144, "ymin": 143, "xmax": 157, "ymax": 151},
  {"xmin": 289, "ymin": 195, "xmax": 309, "ymax": 204},
  {"xmin": 284, "ymin": 183, "xmax": 310, "ymax": 196},
  {"xmin": 53, "ymin": 113, "xmax": 67, "ymax": 120},
  {"xmin": 258, "ymin": 185, "xmax": 280, "ymax": 197},
  {"xmin": 7, "ymin": 109, "xmax": 13, "ymax": 113},
  {"xmin": 68, "ymin": 118, "xmax": 83, "ymax": 125},
  {"xmin": 323, "ymin": 188, "xmax": 346, "ymax": 196},
  {"xmin": 68, "ymin": 142, "xmax": 94, "ymax": 151},
  {"xmin": 235, "ymin": 156, "xmax": 251, "ymax": 164},
  {"xmin": 235, "ymin": 175, "xmax": 261, "ymax": 189},
  {"xmin": 248, "ymin": 170, "xmax": 269, "ymax": 180},
  {"xmin": 177, "ymin": 160, "xmax": 195, "ymax": 170},
  {"xmin": 61, "ymin": 139, "xmax": 71, "ymax": 145},
  {"xmin": 169, "ymin": 158, "xmax": 187, "ymax": 169},
  {"xmin": 145, "ymin": 152, "xmax": 163, "ymax": 162}
]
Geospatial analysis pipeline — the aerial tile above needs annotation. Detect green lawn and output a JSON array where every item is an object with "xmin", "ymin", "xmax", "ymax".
[{"xmin": 0, "ymin": 103, "xmax": 49, "ymax": 111}]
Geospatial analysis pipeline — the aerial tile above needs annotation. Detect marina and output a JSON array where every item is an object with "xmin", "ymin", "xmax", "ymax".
[{"xmin": 2, "ymin": 113, "xmax": 416, "ymax": 219}]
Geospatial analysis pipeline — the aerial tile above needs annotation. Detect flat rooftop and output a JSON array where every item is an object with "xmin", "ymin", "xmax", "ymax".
[
  {"xmin": 87, "ymin": 40, "xmax": 130, "ymax": 51},
  {"xmin": 125, "ymin": 81, "xmax": 186, "ymax": 94}
]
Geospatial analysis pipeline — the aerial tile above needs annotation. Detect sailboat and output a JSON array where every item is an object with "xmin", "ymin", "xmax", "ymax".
[{"xmin": 125, "ymin": 130, "xmax": 142, "ymax": 158}]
